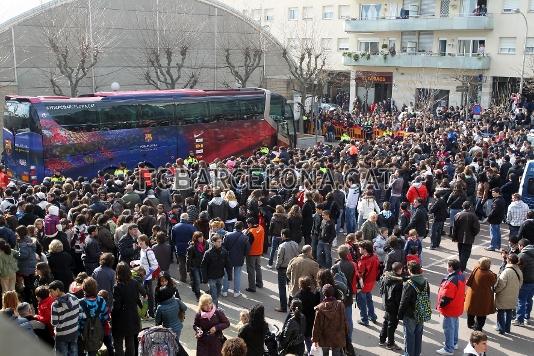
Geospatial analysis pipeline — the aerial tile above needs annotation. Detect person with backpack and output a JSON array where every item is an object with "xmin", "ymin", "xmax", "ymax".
[
  {"xmin": 154, "ymin": 283, "xmax": 188, "ymax": 343},
  {"xmin": 79, "ymin": 277, "xmax": 108, "ymax": 356},
  {"xmin": 378, "ymin": 261, "xmax": 403, "ymax": 351},
  {"xmin": 356, "ymin": 240, "xmax": 379, "ymax": 326},
  {"xmin": 49, "ymin": 280, "xmax": 80, "ymax": 356},
  {"xmin": 398, "ymin": 262, "xmax": 431, "ymax": 356},
  {"xmin": 436, "ymin": 259, "xmax": 466, "ymax": 356},
  {"xmin": 279, "ymin": 298, "xmax": 306, "ymax": 355}
]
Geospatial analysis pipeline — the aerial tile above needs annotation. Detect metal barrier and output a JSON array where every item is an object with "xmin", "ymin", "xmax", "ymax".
[{"xmin": 305, "ymin": 123, "xmax": 413, "ymax": 141}]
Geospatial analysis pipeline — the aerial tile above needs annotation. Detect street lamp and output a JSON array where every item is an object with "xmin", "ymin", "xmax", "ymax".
[{"xmin": 514, "ymin": 9, "xmax": 528, "ymax": 95}]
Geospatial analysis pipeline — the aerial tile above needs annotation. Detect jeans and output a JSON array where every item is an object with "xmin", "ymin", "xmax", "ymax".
[
  {"xmin": 517, "ymin": 283, "xmax": 534, "ymax": 323},
  {"xmin": 379, "ymin": 313, "xmax": 399, "ymax": 345},
  {"xmin": 176, "ymin": 254, "xmax": 187, "ymax": 282},
  {"xmin": 449, "ymin": 209, "xmax": 460, "ymax": 233},
  {"xmin": 311, "ymin": 237, "xmax": 319, "ymax": 260},
  {"xmin": 55, "ymin": 339, "xmax": 78, "ymax": 356},
  {"xmin": 509, "ymin": 224, "xmax": 520, "ymax": 239},
  {"xmin": 490, "ymin": 224, "xmax": 501, "ymax": 250},
  {"xmin": 190, "ymin": 267, "xmax": 202, "ymax": 299},
  {"xmin": 390, "ymin": 196, "xmax": 401, "ymax": 220},
  {"xmin": 268, "ymin": 236, "xmax": 281, "ymax": 266},
  {"xmin": 458, "ymin": 243, "xmax": 472, "ymax": 272},
  {"xmin": 345, "ymin": 304, "xmax": 354, "ymax": 342},
  {"xmin": 403, "ymin": 317, "xmax": 423, "ymax": 356},
  {"xmin": 223, "ymin": 265, "xmax": 242, "ymax": 294},
  {"xmin": 208, "ymin": 278, "xmax": 223, "ymax": 307},
  {"xmin": 497, "ymin": 309, "xmax": 513, "ymax": 333},
  {"xmin": 442, "ymin": 316, "xmax": 459, "ymax": 353},
  {"xmin": 246, "ymin": 255, "xmax": 263, "ymax": 290},
  {"xmin": 317, "ymin": 241, "xmax": 332, "ymax": 268},
  {"xmin": 356, "ymin": 292, "xmax": 377, "ymax": 324},
  {"xmin": 113, "ymin": 335, "xmax": 135, "ymax": 356},
  {"xmin": 336, "ymin": 210, "xmax": 343, "ymax": 234},
  {"xmin": 430, "ymin": 221, "xmax": 444, "ymax": 248},
  {"xmin": 277, "ymin": 268, "xmax": 288, "ymax": 311},
  {"xmin": 345, "ymin": 207, "xmax": 356, "ymax": 233},
  {"xmin": 322, "ymin": 348, "xmax": 343, "ymax": 356}
]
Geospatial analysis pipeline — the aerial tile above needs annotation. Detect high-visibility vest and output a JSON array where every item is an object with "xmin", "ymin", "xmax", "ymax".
[
  {"xmin": 260, "ymin": 147, "xmax": 269, "ymax": 155},
  {"xmin": 114, "ymin": 168, "xmax": 128, "ymax": 176},
  {"xmin": 184, "ymin": 156, "xmax": 198, "ymax": 166},
  {"xmin": 247, "ymin": 226, "xmax": 265, "ymax": 256},
  {"xmin": 50, "ymin": 176, "xmax": 65, "ymax": 183},
  {"xmin": 340, "ymin": 133, "xmax": 350, "ymax": 142},
  {"xmin": 319, "ymin": 167, "xmax": 327, "ymax": 174}
]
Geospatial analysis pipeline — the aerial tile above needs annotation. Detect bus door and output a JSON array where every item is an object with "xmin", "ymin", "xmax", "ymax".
[{"xmin": 2, "ymin": 101, "xmax": 43, "ymax": 183}]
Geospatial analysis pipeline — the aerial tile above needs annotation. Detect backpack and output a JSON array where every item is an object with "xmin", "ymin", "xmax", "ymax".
[
  {"xmin": 333, "ymin": 269, "xmax": 349, "ymax": 300},
  {"xmin": 407, "ymin": 279, "xmax": 432, "ymax": 324},
  {"xmin": 138, "ymin": 326, "xmax": 178, "ymax": 356},
  {"xmin": 81, "ymin": 299, "xmax": 104, "ymax": 352}
]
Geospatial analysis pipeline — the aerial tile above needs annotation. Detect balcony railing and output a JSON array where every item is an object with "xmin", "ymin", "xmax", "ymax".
[
  {"xmin": 342, "ymin": 52, "xmax": 491, "ymax": 70},
  {"xmin": 344, "ymin": 14, "xmax": 493, "ymax": 32}
]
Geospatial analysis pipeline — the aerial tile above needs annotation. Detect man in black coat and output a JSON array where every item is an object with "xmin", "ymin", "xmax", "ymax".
[
  {"xmin": 429, "ymin": 192, "xmax": 448, "ymax": 249},
  {"xmin": 405, "ymin": 198, "xmax": 428, "ymax": 238},
  {"xmin": 379, "ymin": 262, "xmax": 404, "ymax": 350},
  {"xmin": 200, "ymin": 234, "xmax": 232, "ymax": 307},
  {"xmin": 452, "ymin": 201, "xmax": 481, "ymax": 271},
  {"xmin": 518, "ymin": 210, "xmax": 534, "ymax": 245},
  {"xmin": 486, "ymin": 187, "xmax": 506, "ymax": 251},
  {"xmin": 82, "ymin": 225, "xmax": 102, "ymax": 275}
]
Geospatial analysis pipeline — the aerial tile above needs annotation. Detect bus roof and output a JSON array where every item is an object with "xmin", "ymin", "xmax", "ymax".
[{"xmin": 5, "ymin": 88, "xmax": 266, "ymax": 103}]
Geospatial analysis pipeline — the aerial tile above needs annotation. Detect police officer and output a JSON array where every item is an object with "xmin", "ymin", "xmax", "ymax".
[
  {"xmin": 50, "ymin": 170, "xmax": 65, "ymax": 184},
  {"xmin": 184, "ymin": 151, "xmax": 198, "ymax": 167},
  {"xmin": 114, "ymin": 162, "xmax": 129, "ymax": 177}
]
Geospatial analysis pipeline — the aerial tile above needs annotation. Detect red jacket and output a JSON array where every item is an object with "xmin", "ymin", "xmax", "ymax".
[
  {"xmin": 34, "ymin": 295, "xmax": 55, "ymax": 335},
  {"xmin": 406, "ymin": 184, "xmax": 428, "ymax": 205},
  {"xmin": 437, "ymin": 271, "xmax": 466, "ymax": 317},
  {"xmin": 358, "ymin": 254, "xmax": 379, "ymax": 293}
]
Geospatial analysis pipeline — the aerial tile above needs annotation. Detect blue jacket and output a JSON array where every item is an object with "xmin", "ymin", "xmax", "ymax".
[
  {"xmin": 15, "ymin": 237, "xmax": 37, "ymax": 275},
  {"xmin": 0, "ymin": 226, "xmax": 16, "ymax": 248},
  {"xmin": 222, "ymin": 231, "xmax": 250, "ymax": 267},
  {"xmin": 155, "ymin": 297, "xmax": 188, "ymax": 336},
  {"xmin": 171, "ymin": 220, "xmax": 196, "ymax": 256}
]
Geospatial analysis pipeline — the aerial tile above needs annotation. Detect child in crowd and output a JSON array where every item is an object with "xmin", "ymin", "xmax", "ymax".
[
  {"xmin": 69, "ymin": 272, "xmax": 88, "ymax": 299},
  {"xmin": 97, "ymin": 290, "xmax": 114, "ymax": 356},
  {"xmin": 236, "ymin": 310, "xmax": 249, "ymax": 329},
  {"xmin": 406, "ymin": 246, "xmax": 421, "ymax": 265},
  {"xmin": 404, "ymin": 229, "xmax": 422, "ymax": 264},
  {"xmin": 463, "ymin": 330, "xmax": 488, "ymax": 356},
  {"xmin": 377, "ymin": 202, "xmax": 396, "ymax": 235}
]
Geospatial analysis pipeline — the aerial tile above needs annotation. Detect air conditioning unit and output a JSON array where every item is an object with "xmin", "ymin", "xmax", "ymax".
[{"xmin": 502, "ymin": 8, "xmax": 514, "ymax": 13}]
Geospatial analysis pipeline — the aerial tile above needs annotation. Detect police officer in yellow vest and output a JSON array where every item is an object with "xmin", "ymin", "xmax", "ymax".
[
  {"xmin": 184, "ymin": 151, "xmax": 198, "ymax": 167},
  {"xmin": 114, "ymin": 162, "xmax": 129, "ymax": 177},
  {"xmin": 340, "ymin": 132, "xmax": 351, "ymax": 143},
  {"xmin": 50, "ymin": 170, "xmax": 65, "ymax": 184},
  {"xmin": 259, "ymin": 146, "xmax": 269, "ymax": 156}
]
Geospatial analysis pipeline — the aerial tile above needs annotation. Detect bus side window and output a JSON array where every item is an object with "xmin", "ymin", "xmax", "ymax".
[
  {"xmin": 138, "ymin": 103, "xmax": 174, "ymax": 127},
  {"xmin": 100, "ymin": 104, "xmax": 138, "ymax": 130},
  {"xmin": 239, "ymin": 98, "xmax": 264, "ymax": 120},
  {"xmin": 209, "ymin": 99, "xmax": 240, "ymax": 122},
  {"xmin": 50, "ymin": 107, "xmax": 99, "ymax": 132},
  {"xmin": 178, "ymin": 101, "xmax": 209, "ymax": 125}
]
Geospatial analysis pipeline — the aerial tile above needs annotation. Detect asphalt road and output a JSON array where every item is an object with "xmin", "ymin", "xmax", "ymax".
[{"xmin": 158, "ymin": 221, "xmax": 532, "ymax": 356}]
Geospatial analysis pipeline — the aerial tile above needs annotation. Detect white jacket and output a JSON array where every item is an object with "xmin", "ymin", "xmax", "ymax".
[
  {"xmin": 357, "ymin": 198, "xmax": 380, "ymax": 220},
  {"xmin": 345, "ymin": 185, "xmax": 360, "ymax": 208}
]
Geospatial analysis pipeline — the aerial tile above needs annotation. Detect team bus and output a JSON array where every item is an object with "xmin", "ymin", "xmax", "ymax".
[{"xmin": 2, "ymin": 88, "xmax": 295, "ymax": 183}]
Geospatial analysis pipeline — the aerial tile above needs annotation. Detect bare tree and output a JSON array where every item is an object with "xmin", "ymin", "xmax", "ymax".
[
  {"xmin": 222, "ymin": 43, "xmax": 263, "ymax": 88},
  {"xmin": 41, "ymin": 1, "xmax": 116, "ymax": 96},
  {"xmin": 141, "ymin": 4, "xmax": 205, "ymax": 90},
  {"xmin": 282, "ymin": 36, "xmax": 327, "ymax": 134},
  {"xmin": 523, "ymin": 56, "xmax": 534, "ymax": 96},
  {"xmin": 401, "ymin": 69, "xmax": 448, "ymax": 115}
]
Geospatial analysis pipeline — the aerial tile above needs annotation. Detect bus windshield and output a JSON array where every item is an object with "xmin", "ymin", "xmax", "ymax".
[{"xmin": 4, "ymin": 101, "xmax": 32, "ymax": 134}]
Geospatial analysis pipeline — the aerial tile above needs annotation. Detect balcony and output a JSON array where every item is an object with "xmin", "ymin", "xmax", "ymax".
[
  {"xmin": 342, "ymin": 52, "xmax": 491, "ymax": 70},
  {"xmin": 344, "ymin": 15, "xmax": 493, "ymax": 32}
]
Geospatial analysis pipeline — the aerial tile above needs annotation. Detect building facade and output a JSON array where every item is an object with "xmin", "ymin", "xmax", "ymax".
[{"xmin": 221, "ymin": 0, "xmax": 534, "ymax": 110}]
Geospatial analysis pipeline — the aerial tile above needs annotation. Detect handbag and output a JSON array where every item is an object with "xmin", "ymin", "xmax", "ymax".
[{"xmin": 146, "ymin": 248, "xmax": 161, "ymax": 280}]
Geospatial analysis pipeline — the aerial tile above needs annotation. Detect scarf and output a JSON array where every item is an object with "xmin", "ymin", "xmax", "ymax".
[
  {"xmin": 201, "ymin": 305, "xmax": 217, "ymax": 320},
  {"xmin": 195, "ymin": 241, "xmax": 205, "ymax": 254}
]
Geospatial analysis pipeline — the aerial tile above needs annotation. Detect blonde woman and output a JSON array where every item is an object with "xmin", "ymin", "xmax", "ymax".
[
  {"xmin": 193, "ymin": 294, "xmax": 230, "ymax": 356},
  {"xmin": 224, "ymin": 190, "xmax": 240, "ymax": 231}
]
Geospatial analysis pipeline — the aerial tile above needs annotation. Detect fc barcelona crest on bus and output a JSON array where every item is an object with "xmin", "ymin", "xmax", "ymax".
[{"xmin": 144, "ymin": 133, "xmax": 153, "ymax": 142}]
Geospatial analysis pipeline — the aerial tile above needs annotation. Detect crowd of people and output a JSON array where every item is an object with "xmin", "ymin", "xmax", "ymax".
[{"xmin": 0, "ymin": 100, "xmax": 533, "ymax": 356}]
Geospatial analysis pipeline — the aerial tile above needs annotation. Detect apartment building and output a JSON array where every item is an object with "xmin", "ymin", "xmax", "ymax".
[{"xmin": 222, "ymin": 0, "xmax": 534, "ymax": 109}]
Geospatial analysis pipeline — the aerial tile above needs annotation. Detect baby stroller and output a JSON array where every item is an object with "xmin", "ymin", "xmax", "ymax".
[
  {"xmin": 264, "ymin": 324, "xmax": 280, "ymax": 356},
  {"xmin": 138, "ymin": 326, "xmax": 188, "ymax": 356}
]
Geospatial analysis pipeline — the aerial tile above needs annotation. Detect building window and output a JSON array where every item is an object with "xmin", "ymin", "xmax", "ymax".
[
  {"xmin": 359, "ymin": 40, "xmax": 379, "ymax": 54},
  {"xmin": 527, "ymin": 37, "xmax": 534, "ymax": 54},
  {"xmin": 302, "ymin": 6, "xmax": 313, "ymax": 20},
  {"xmin": 264, "ymin": 8, "xmax": 274, "ymax": 21},
  {"xmin": 499, "ymin": 37, "xmax": 516, "ymax": 54},
  {"xmin": 251, "ymin": 9, "xmax": 262, "ymax": 22},
  {"xmin": 360, "ymin": 4, "xmax": 382, "ymax": 19},
  {"xmin": 502, "ymin": 0, "xmax": 519, "ymax": 12},
  {"xmin": 458, "ymin": 39, "xmax": 485, "ymax": 56},
  {"xmin": 323, "ymin": 5, "xmax": 335, "ymax": 19},
  {"xmin": 338, "ymin": 5, "xmax": 351, "ymax": 19},
  {"xmin": 288, "ymin": 7, "xmax": 299, "ymax": 20},
  {"xmin": 530, "ymin": 0, "xmax": 534, "ymax": 11},
  {"xmin": 338, "ymin": 38, "xmax": 350, "ymax": 51},
  {"xmin": 321, "ymin": 38, "xmax": 333, "ymax": 51}
]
